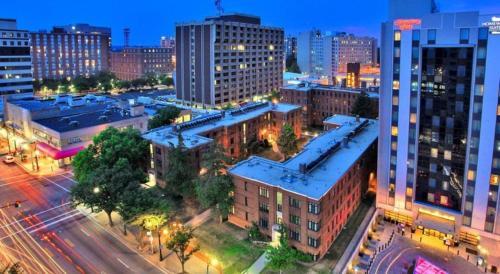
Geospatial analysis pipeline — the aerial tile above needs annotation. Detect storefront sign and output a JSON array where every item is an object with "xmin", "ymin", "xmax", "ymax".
[
  {"xmin": 394, "ymin": 19, "xmax": 422, "ymax": 30},
  {"xmin": 482, "ymin": 16, "xmax": 500, "ymax": 34}
]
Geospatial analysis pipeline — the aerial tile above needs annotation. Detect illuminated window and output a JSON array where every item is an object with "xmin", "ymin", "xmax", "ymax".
[
  {"xmin": 391, "ymin": 141, "xmax": 397, "ymax": 150},
  {"xmin": 467, "ymin": 170, "xmax": 476, "ymax": 181},
  {"xmin": 497, "ymin": 105, "xmax": 500, "ymax": 116},
  {"xmin": 440, "ymin": 195, "xmax": 448, "ymax": 206},
  {"xmin": 392, "ymin": 80, "xmax": 400, "ymax": 90},
  {"xmin": 410, "ymin": 113, "xmax": 417, "ymax": 124},
  {"xmin": 427, "ymin": 193, "xmax": 434, "ymax": 203},
  {"xmin": 490, "ymin": 175, "xmax": 499, "ymax": 185},
  {"xmin": 406, "ymin": 187, "xmax": 413, "ymax": 196},
  {"xmin": 268, "ymin": 56, "xmax": 274, "ymax": 61},
  {"xmin": 237, "ymin": 44, "xmax": 245, "ymax": 51},
  {"xmin": 444, "ymin": 150, "xmax": 451, "ymax": 160},
  {"xmin": 269, "ymin": 45, "xmax": 274, "ymax": 50},
  {"xmin": 391, "ymin": 126, "xmax": 398, "ymax": 136},
  {"xmin": 394, "ymin": 31, "xmax": 401, "ymax": 41},
  {"xmin": 392, "ymin": 96, "xmax": 399, "ymax": 105},
  {"xmin": 389, "ymin": 183, "xmax": 395, "ymax": 192},
  {"xmin": 216, "ymin": 65, "xmax": 222, "ymax": 72},
  {"xmin": 431, "ymin": 148, "xmax": 438, "ymax": 158}
]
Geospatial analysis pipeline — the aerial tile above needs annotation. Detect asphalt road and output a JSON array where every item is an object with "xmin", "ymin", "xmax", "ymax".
[{"xmin": 0, "ymin": 161, "xmax": 166, "ymax": 274}]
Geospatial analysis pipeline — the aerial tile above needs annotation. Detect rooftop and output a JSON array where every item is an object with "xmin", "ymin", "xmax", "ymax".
[
  {"xmin": 143, "ymin": 102, "xmax": 301, "ymax": 149},
  {"xmin": 283, "ymin": 82, "xmax": 379, "ymax": 99},
  {"xmin": 33, "ymin": 106, "xmax": 145, "ymax": 133},
  {"xmin": 229, "ymin": 115, "xmax": 378, "ymax": 200},
  {"xmin": 8, "ymin": 94, "xmax": 114, "ymax": 112}
]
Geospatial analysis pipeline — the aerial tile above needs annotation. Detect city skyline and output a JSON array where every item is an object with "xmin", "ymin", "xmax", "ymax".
[{"xmin": 1, "ymin": 0, "xmax": 499, "ymax": 46}]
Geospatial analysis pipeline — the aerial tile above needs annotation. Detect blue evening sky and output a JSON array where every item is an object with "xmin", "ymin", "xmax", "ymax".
[{"xmin": 2, "ymin": 0, "xmax": 499, "ymax": 46}]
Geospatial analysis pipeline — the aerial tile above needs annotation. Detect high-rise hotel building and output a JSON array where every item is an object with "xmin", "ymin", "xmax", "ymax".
[
  {"xmin": 175, "ymin": 14, "xmax": 284, "ymax": 107},
  {"xmin": 0, "ymin": 19, "xmax": 33, "ymax": 117},
  {"xmin": 30, "ymin": 24, "xmax": 111, "ymax": 81},
  {"xmin": 378, "ymin": 0, "xmax": 500, "ymax": 244}
]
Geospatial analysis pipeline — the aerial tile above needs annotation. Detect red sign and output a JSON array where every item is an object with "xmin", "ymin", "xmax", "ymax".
[
  {"xmin": 394, "ymin": 19, "xmax": 422, "ymax": 30},
  {"xmin": 414, "ymin": 257, "xmax": 448, "ymax": 274}
]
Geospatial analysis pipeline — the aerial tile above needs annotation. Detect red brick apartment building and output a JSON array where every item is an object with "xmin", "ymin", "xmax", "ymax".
[
  {"xmin": 229, "ymin": 115, "xmax": 378, "ymax": 260},
  {"xmin": 110, "ymin": 47, "xmax": 175, "ymax": 81},
  {"xmin": 280, "ymin": 82, "xmax": 379, "ymax": 127},
  {"xmin": 142, "ymin": 102, "xmax": 302, "ymax": 187}
]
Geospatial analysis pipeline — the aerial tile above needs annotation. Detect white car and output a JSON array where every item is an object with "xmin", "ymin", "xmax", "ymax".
[{"xmin": 3, "ymin": 155, "xmax": 15, "ymax": 164}]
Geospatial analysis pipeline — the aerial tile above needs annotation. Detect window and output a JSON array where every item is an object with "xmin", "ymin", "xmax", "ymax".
[
  {"xmin": 412, "ymin": 30, "xmax": 420, "ymax": 41},
  {"xmin": 478, "ymin": 27, "xmax": 488, "ymax": 40},
  {"xmin": 244, "ymin": 181, "xmax": 248, "ymax": 191},
  {"xmin": 394, "ymin": 31, "xmax": 401, "ymax": 41},
  {"xmin": 459, "ymin": 28, "xmax": 469, "ymax": 42},
  {"xmin": 308, "ymin": 237, "xmax": 320, "ymax": 248},
  {"xmin": 290, "ymin": 214, "xmax": 300, "ymax": 225},
  {"xmin": 289, "ymin": 197, "xmax": 300, "ymax": 208},
  {"xmin": 289, "ymin": 230, "xmax": 300, "ymax": 241},
  {"xmin": 427, "ymin": 29, "xmax": 436, "ymax": 42},
  {"xmin": 259, "ymin": 218, "xmax": 268, "ymax": 229},
  {"xmin": 427, "ymin": 193, "xmax": 435, "ymax": 203},
  {"xmin": 259, "ymin": 187, "xmax": 269, "ymax": 198},
  {"xmin": 391, "ymin": 126, "xmax": 398, "ymax": 136},
  {"xmin": 440, "ymin": 195, "xmax": 448, "ymax": 206},
  {"xmin": 259, "ymin": 202, "xmax": 269, "ymax": 213},
  {"xmin": 491, "ymin": 175, "xmax": 499, "ymax": 185},
  {"xmin": 308, "ymin": 202, "xmax": 320, "ymax": 214},
  {"xmin": 467, "ymin": 170, "xmax": 476, "ymax": 181},
  {"xmin": 277, "ymin": 192, "xmax": 283, "ymax": 212},
  {"xmin": 463, "ymin": 216, "xmax": 471, "ymax": 226},
  {"xmin": 308, "ymin": 220, "xmax": 320, "ymax": 232}
]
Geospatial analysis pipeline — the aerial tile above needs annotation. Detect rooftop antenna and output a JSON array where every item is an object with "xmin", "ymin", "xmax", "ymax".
[{"xmin": 215, "ymin": 0, "xmax": 224, "ymax": 15}]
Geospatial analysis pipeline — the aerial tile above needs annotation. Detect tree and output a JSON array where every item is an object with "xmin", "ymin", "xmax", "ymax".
[
  {"xmin": 158, "ymin": 75, "xmax": 174, "ymax": 87},
  {"xmin": 131, "ymin": 207, "xmax": 169, "ymax": 260},
  {"xmin": 71, "ymin": 127, "xmax": 150, "ymax": 226},
  {"xmin": 163, "ymin": 133, "xmax": 197, "ymax": 198},
  {"xmin": 164, "ymin": 225, "xmax": 199, "ymax": 274},
  {"xmin": 277, "ymin": 124, "xmax": 298, "ymax": 159},
  {"xmin": 195, "ymin": 144, "xmax": 234, "ymax": 222},
  {"xmin": 71, "ymin": 158, "xmax": 143, "ymax": 226},
  {"xmin": 148, "ymin": 106, "xmax": 181, "ymax": 129},
  {"xmin": 351, "ymin": 91, "xmax": 377, "ymax": 119},
  {"xmin": 117, "ymin": 188, "xmax": 170, "ymax": 236},
  {"xmin": 266, "ymin": 225, "xmax": 309, "ymax": 274}
]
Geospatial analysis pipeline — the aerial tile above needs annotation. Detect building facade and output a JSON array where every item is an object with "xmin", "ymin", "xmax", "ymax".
[
  {"xmin": 0, "ymin": 19, "xmax": 33, "ymax": 117},
  {"xmin": 110, "ymin": 47, "xmax": 175, "ymax": 81},
  {"xmin": 377, "ymin": 0, "xmax": 500, "ymax": 245},
  {"xmin": 281, "ymin": 82, "xmax": 379, "ymax": 127},
  {"xmin": 143, "ymin": 102, "xmax": 302, "ymax": 187},
  {"xmin": 160, "ymin": 36, "xmax": 175, "ymax": 49},
  {"xmin": 229, "ymin": 115, "xmax": 378, "ymax": 260},
  {"xmin": 30, "ymin": 24, "xmax": 111, "ymax": 81},
  {"xmin": 297, "ymin": 31, "xmax": 377, "ymax": 84},
  {"xmin": 284, "ymin": 35, "xmax": 297, "ymax": 58},
  {"xmin": 175, "ymin": 14, "xmax": 284, "ymax": 107}
]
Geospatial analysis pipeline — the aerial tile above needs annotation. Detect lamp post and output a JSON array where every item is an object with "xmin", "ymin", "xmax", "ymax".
[{"xmin": 35, "ymin": 150, "xmax": 40, "ymax": 171}]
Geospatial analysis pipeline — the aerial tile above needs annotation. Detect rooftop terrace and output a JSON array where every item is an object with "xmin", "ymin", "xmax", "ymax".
[{"xmin": 229, "ymin": 115, "xmax": 378, "ymax": 200}]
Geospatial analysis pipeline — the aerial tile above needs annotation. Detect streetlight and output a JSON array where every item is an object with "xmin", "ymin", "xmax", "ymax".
[
  {"xmin": 34, "ymin": 150, "xmax": 40, "ymax": 171},
  {"xmin": 93, "ymin": 187, "xmax": 100, "ymax": 194},
  {"xmin": 207, "ymin": 257, "xmax": 219, "ymax": 274}
]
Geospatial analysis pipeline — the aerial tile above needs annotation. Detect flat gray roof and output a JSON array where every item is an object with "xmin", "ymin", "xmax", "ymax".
[
  {"xmin": 143, "ymin": 102, "xmax": 301, "ymax": 149},
  {"xmin": 282, "ymin": 83, "xmax": 379, "ymax": 99},
  {"xmin": 229, "ymin": 115, "xmax": 378, "ymax": 200}
]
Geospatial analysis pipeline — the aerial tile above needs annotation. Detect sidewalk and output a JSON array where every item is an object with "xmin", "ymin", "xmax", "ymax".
[
  {"xmin": 81, "ymin": 207, "xmax": 219, "ymax": 274},
  {"xmin": 245, "ymin": 252, "xmax": 268, "ymax": 274}
]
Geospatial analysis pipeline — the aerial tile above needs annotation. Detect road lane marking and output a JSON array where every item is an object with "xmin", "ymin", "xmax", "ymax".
[
  {"xmin": 0, "ymin": 208, "xmax": 78, "ymax": 230},
  {"xmin": 0, "ymin": 177, "xmax": 39, "ymax": 188},
  {"xmin": 57, "ymin": 174, "xmax": 77, "ymax": 184},
  {"xmin": 0, "ymin": 210, "xmax": 81, "ymax": 241},
  {"xmin": 117, "ymin": 257, "xmax": 130, "ymax": 269},
  {"xmin": 80, "ymin": 228, "xmax": 90, "ymax": 237},
  {"xmin": 38, "ymin": 177, "xmax": 70, "ymax": 193}
]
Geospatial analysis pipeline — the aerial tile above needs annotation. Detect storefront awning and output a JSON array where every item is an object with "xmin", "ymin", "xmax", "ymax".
[
  {"xmin": 416, "ymin": 212, "xmax": 455, "ymax": 234},
  {"xmin": 36, "ymin": 142, "xmax": 84, "ymax": 160}
]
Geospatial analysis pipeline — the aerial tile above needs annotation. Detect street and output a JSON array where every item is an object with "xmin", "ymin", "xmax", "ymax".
[{"xmin": 0, "ymin": 161, "xmax": 166, "ymax": 274}]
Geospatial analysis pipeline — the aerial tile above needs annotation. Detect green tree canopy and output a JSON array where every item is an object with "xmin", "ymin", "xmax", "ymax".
[
  {"xmin": 285, "ymin": 55, "xmax": 301, "ymax": 73},
  {"xmin": 195, "ymin": 144, "xmax": 234, "ymax": 222},
  {"xmin": 164, "ymin": 225, "xmax": 199, "ymax": 274},
  {"xmin": 148, "ymin": 106, "xmax": 181, "ymax": 130},
  {"xmin": 163, "ymin": 133, "xmax": 197, "ymax": 198},
  {"xmin": 266, "ymin": 225, "xmax": 310, "ymax": 274},
  {"xmin": 277, "ymin": 123, "xmax": 298, "ymax": 159},
  {"xmin": 351, "ymin": 91, "xmax": 377, "ymax": 119},
  {"xmin": 71, "ymin": 127, "xmax": 150, "ymax": 226}
]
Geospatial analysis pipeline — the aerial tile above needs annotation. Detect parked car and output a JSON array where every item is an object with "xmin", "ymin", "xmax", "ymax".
[{"xmin": 3, "ymin": 155, "xmax": 15, "ymax": 164}]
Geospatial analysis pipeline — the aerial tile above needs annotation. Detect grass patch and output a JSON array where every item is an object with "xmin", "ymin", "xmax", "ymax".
[
  {"xmin": 193, "ymin": 218, "xmax": 265, "ymax": 273},
  {"xmin": 261, "ymin": 262, "xmax": 310, "ymax": 274}
]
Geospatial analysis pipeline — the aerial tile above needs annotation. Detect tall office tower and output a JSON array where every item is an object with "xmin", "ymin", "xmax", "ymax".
[
  {"xmin": 284, "ymin": 35, "xmax": 297, "ymax": 58},
  {"xmin": 297, "ymin": 30, "xmax": 377, "ymax": 83},
  {"xmin": 297, "ymin": 30, "xmax": 324, "ymax": 76},
  {"xmin": 30, "ymin": 23, "xmax": 111, "ymax": 81},
  {"xmin": 175, "ymin": 14, "xmax": 283, "ymax": 108},
  {"xmin": 378, "ymin": 0, "xmax": 500, "ymax": 245},
  {"xmin": 0, "ymin": 19, "xmax": 33, "ymax": 117}
]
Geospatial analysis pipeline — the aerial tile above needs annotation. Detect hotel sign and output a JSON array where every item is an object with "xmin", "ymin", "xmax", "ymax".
[
  {"xmin": 394, "ymin": 19, "xmax": 422, "ymax": 30},
  {"xmin": 482, "ymin": 16, "xmax": 500, "ymax": 35}
]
